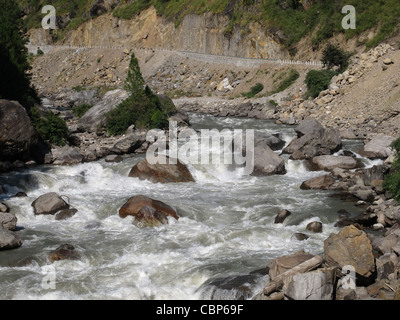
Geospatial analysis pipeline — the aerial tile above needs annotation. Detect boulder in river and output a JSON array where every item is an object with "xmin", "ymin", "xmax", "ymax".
[
  {"xmin": 119, "ymin": 195, "xmax": 179, "ymax": 227},
  {"xmin": 306, "ymin": 221, "xmax": 323, "ymax": 233},
  {"xmin": 0, "ymin": 226, "xmax": 22, "ymax": 250},
  {"xmin": 52, "ymin": 147, "xmax": 84, "ymax": 165},
  {"xmin": 128, "ymin": 157, "xmax": 195, "ymax": 183},
  {"xmin": 324, "ymin": 225, "xmax": 376, "ymax": 285},
  {"xmin": 311, "ymin": 155, "xmax": 358, "ymax": 171},
  {"xmin": 0, "ymin": 99, "xmax": 38, "ymax": 162},
  {"xmin": 250, "ymin": 144, "xmax": 286, "ymax": 176},
  {"xmin": 300, "ymin": 175, "xmax": 336, "ymax": 190},
  {"xmin": 48, "ymin": 244, "xmax": 81, "ymax": 263},
  {"xmin": 282, "ymin": 118, "xmax": 342, "ymax": 160},
  {"xmin": 358, "ymin": 134, "xmax": 395, "ymax": 159},
  {"xmin": 0, "ymin": 212, "xmax": 17, "ymax": 231},
  {"xmin": 274, "ymin": 209, "xmax": 291, "ymax": 224},
  {"xmin": 31, "ymin": 192, "xmax": 70, "ymax": 215}
]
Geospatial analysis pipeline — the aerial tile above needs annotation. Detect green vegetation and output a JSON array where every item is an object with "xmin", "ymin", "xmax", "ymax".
[
  {"xmin": 30, "ymin": 107, "xmax": 69, "ymax": 146},
  {"xmin": 270, "ymin": 69, "xmax": 299, "ymax": 94},
  {"xmin": 304, "ymin": 69, "xmax": 337, "ymax": 99},
  {"xmin": 16, "ymin": 1, "xmax": 400, "ymax": 51},
  {"xmin": 0, "ymin": 0, "xmax": 39, "ymax": 110},
  {"xmin": 321, "ymin": 43, "xmax": 351, "ymax": 72},
  {"xmin": 241, "ymin": 83, "xmax": 264, "ymax": 98},
  {"xmin": 72, "ymin": 104, "xmax": 93, "ymax": 118},
  {"xmin": 105, "ymin": 52, "xmax": 176, "ymax": 135},
  {"xmin": 383, "ymin": 139, "xmax": 400, "ymax": 202}
]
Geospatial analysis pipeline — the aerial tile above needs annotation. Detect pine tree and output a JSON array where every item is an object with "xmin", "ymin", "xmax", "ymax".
[
  {"xmin": 124, "ymin": 52, "xmax": 145, "ymax": 96},
  {"xmin": 0, "ymin": 0, "xmax": 38, "ymax": 109}
]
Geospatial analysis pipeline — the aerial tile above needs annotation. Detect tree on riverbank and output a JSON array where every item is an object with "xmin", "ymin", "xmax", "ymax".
[
  {"xmin": 0, "ymin": 0, "xmax": 39, "ymax": 109},
  {"xmin": 384, "ymin": 138, "xmax": 400, "ymax": 202},
  {"xmin": 105, "ymin": 52, "xmax": 176, "ymax": 135}
]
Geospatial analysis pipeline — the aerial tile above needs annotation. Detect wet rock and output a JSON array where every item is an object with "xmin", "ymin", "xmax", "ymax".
[
  {"xmin": 311, "ymin": 155, "xmax": 358, "ymax": 171},
  {"xmin": 283, "ymin": 118, "xmax": 342, "ymax": 160},
  {"xmin": 291, "ymin": 233, "xmax": 310, "ymax": 241},
  {"xmin": 0, "ymin": 226, "xmax": 22, "ymax": 250},
  {"xmin": 283, "ymin": 267, "xmax": 336, "ymax": 300},
  {"xmin": 199, "ymin": 274, "xmax": 265, "ymax": 300},
  {"xmin": 105, "ymin": 155, "xmax": 123, "ymax": 163},
  {"xmin": 300, "ymin": 175, "xmax": 336, "ymax": 190},
  {"xmin": 0, "ymin": 100, "xmax": 38, "ymax": 162},
  {"xmin": 0, "ymin": 202, "xmax": 9, "ymax": 213},
  {"xmin": 10, "ymin": 256, "xmax": 38, "ymax": 267},
  {"xmin": 112, "ymin": 133, "xmax": 146, "ymax": 154},
  {"xmin": 324, "ymin": 225, "xmax": 376, "ymax": 285},
  {"xmin": 267, "ymin": 250, "xmax": 315, "ymax": 281},
  {"xmin": 306, "ymin": 221, "xmax": 323, "ymax": 233},
  {"xmin": 31, "ymin": 192, "xmax": 70, "ymax": 215},
  {"xmin": 250, "ymin": 144, "xmax": 286, "ymax": 176},
  {"xmin": 128, "ymin": 157, "xmax": 195, "ymax": 183},
  {"xmin": 48, "ymin": 244, "xmax": 81, "ymax": 263},
  {"xmin": 119, "ymin": 195, "xmax": 179, "ymax": 228},
  {"xmin": 54, "ymin": 208, "xmax": 78, "ymax": 221},
  {"xmin": 52, "ymin": 147, "xmax": 84, "ymax": 165},
  {"xmin": 274, "ymin": 209, "xmax": 291, "ymax": 224},
  {"xmin": 14, "ymin": 192, "xmax": 28, "ymax": 198},
  {"xmin": 0, "ymin": 212, "xmax": 17, "ymax": 231}
]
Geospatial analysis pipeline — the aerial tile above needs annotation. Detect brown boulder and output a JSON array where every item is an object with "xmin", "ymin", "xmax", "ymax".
[
  {"xmin": 48, "ymin": 244, "xmax": 81, "ymax": 263},
  {"xmin": 267, "ymin": 250, "xmax": 315, "ymax": 281},
  {"xmin": 300, "ymin": 175, "xmax": 335, "ymax": 190},
  {"xmin": 306, "ymin": 221, "xmax": 323, "ymax": 233},
  {"xmin": 119, "ymin": 195, "xmax": 179, "ymax": 227},
  {"xmin": 128, "ymin": 157, "xmax": 194, "ymax": 183},
  {"xmin": 324, "ymin": 225, "xmax": 375, "ymax": 284},
  {"xmin": 311, "ymin": 155, "xmax": 358, "ymax": 171}
]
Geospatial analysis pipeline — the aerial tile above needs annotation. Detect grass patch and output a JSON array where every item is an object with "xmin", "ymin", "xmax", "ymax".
[
  {"xmin": 241, "ymin": 82, "xmax": 264, "ymax": 98},
  {"xmin": 304, "ymin": 69, "xmax": 337, "ymax": 99},
  {"xmin": 72, "ymin": 104, "xmax": 93, "ymax": 118},
  {"xmin": 270, "ymin": 69, "xmax": 299, "ymax": 94}
]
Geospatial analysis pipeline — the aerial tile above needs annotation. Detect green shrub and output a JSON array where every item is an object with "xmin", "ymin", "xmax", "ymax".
[
  {"xmin": 321, "ymin": 44, "xmax": 351, "ymax": 72},
  {"xmin": 242, "ymin": 83, "xmax": 264, "ymax": 98},
  {"xmin": 304, "ymin": 69, "xmax": 337, "ymax": 99},
  {"xmin": 72, "ymin": 104, "xmax": 93, "ymax": 118},
  {"xmin": 30, "ymin": 107, "xmax": 69, "ymax": 146},
  {"xmin": 383, "ymin": 138, "xmax": 400, "ymax": 202},
  {"xmin": 105, "ymin": 52, "xmax": 176, "ymax": 135}
]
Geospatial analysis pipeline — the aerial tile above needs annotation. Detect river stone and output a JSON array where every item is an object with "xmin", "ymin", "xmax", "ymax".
[
  {"xmin": 274, "ymin": 209, "xmax": 291, "ymax": 224},
  {"xmin": 48, "ymin": 244, "xmax": 81, "ymax": 263},
  {"xmin": 199, "ymin": 274, "xmax": 265, "ymax": 300},
  {"xmin": 0, "ymin": 226, "xmax": 22, "ymax": 250},
  {"xmin": 119, "ymin": 195, "xmax": 179, "ymax": 223},
  {"xmin": 306, "ymin": 221, "xmax": 323, "ymax": 233},
  {"xmin": 52, "ymin": 147, "xmax": 84, "ymax": 165},
  {"xmin": 54, "ymin": 208, "xmax": 78, "ymax": 221},
  {"xmin": 358, "ymin": 134, "xmax": 395, "ymax": 159},
  {"xmin": 283, "ymin": 267, "xmax": 336, "ymax": 300},
  {"xmin": 132, "ymin": 206, "xmax": 169, "ymax": 228},
  {"xmin": 291, "ymin": 233, "xmax": 310, "ymax": 241},
  {"xmin": 267, "ymin": 250, "xmax": 315, "ymax": 281},
  {"xmin": 324, "ymin": 225, "xmax": 375, "ymax": 284},
  {"xmin": 112, "ymin": 133, "xmax": 146, "ymax": 154},
  {"xmin": 250, "ymin": 144, "xmax": 286, "ymax": 176},
  {"xmin": 0, "ymin": 202, "xmax": 9, "ymax": 212},
  {"xmin": 128, "ymin": 157, "xmax": 195, "ymax": 183},
  {"xmin": 31, "ymin": 192, "xmax": 70, "ymax": 215},
  {"xmin": 105, "ymin": 154, "xmax": 123, "ymax": 163},
  {"xmin": 0, "ymin": 212, "xmax": 17, "ymax": 231},
  {"xmin": 283, "ymin": 118, "xmax": 342, "ymax": 160},
  {"xmin": 311, "ymin": 155, "xmax": 358, "ymax": 171},
  {"xmin": 300, "ymin": 175, "xmax": 335, "ymax": 190},
  {"xmin": 0, "ymin": 99, "xmax": 37, "ymax": 162}
]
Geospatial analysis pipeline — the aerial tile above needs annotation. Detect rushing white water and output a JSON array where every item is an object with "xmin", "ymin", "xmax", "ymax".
[{"xmin": 0, "ymin": 114, "xmax": 368, "ymax": 300}]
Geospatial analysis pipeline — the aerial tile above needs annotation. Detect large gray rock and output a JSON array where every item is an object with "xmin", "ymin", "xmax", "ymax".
[
  {"xmin": 0, "ymin": 100, "xmax": 37, "ymax": 161},
  {"xmin": 52, "ymin": 146, "xmax": 84, "ymax": 165},
  {"xmin": 250, "ymin": 144, "xmax": 286, "ymax": 176},
  {"xmin": 311, "ymin": 155, "xmax": 358, "ymax": 171},
  {"xmin": 0, "ymin": 212, "xmax": 17, "ymax": 231},
  {"xmin": 283, "ymin": 268, "xmax": 336, "ymax": 300},
  {"xmin": 283, "ymin": 118, "xmax": 342, "ymax": 160},
  {"xmin": 77, "ymin": 89, "xmax": 129, "ymax": 132},
  {"xmin": 112, "ymin": 133, "xmax": 146, "ymax": 154},
  {"xmin": 31, "ymin": 192, "xmax": 70, "ymax": 215},
  {"xmin": 0, "ymin": 226, "xmax": 22, "ymax": 250},
  {"xmin": 359, "ymin": 134, "xmax": 395, "ymax": 159},
  {"xmin": 300, "ymin": 175, "xmax": 336, "ymax": 190}
]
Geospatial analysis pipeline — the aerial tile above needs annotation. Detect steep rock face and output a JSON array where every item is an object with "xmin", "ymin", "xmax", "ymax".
[{"xmin": 60, "ymin": 7, "xmax": 288, "ymax": 59}]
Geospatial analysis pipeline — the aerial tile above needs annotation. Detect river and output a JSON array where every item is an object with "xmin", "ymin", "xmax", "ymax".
[{"xmin": 0, "ymin": 113, "xmax": 379, "ymax": 300}]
